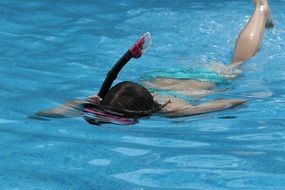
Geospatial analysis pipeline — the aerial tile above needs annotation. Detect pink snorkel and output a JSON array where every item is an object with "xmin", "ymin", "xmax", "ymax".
[
  {"xmin": 129, "ymin": 32, "xmax": 152, "ymax": 58},
  {"xmin": 97, "ymin": 32, "xmax": 152, "ymax": 99},
  {"xmin": 83, "ymin": 32, "xmax": 152, "ymax": 125}
]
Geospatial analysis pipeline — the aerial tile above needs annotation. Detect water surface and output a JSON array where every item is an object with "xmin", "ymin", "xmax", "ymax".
[{"xmin": 1, "ymin": 0, "xmax": 285, "ymax": 189}]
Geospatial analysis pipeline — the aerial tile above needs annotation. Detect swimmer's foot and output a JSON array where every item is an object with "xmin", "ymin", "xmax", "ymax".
[{"xmin": 254, "ymin": 0, "xmax": 274, "ymax": 29}]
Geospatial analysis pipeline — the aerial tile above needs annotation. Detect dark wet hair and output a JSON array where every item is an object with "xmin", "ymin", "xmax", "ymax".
[{"xmin": 99, "ymin": 81, "xmax": 161, "ymax": 117}]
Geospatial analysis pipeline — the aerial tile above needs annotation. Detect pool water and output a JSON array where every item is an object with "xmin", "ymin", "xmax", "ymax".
[{"xmin": 1, "ymin": 0, "xmax": 285, "ymax": 189}]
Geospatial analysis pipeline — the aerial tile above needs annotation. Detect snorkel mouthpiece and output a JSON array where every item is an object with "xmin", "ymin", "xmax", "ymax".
[
  {"xmin": 130, "ymin": 32, "xmax": 152, "ymax": 58},
  {"xmin": 97, "ymin": 32, "xmax": 151, "ymax": 99}
]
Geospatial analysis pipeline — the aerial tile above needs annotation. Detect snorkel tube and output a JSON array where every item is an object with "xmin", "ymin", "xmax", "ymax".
[{"xmin": 97, "ymin": 32, "xmax": 152, "ymax": 99}]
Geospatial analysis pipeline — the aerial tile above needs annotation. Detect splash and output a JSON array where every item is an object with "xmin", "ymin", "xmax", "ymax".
[{"xmin": 206, "ymin": 62, "xmax": 242, "ymax": 79}]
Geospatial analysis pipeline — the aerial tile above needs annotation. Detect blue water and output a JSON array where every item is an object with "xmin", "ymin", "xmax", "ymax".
[{"xmin": 1, "ymin": 0, "xmax": 285, "ymax": 189}]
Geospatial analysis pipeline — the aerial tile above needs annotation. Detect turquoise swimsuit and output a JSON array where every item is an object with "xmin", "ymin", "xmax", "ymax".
[
  {"xmin": 143, "ymin": 67, "xmax": 231, "ymax": 103},
  {"xmin": 144, "ymin": 67, "xmax": 228, "ymax": 84}
]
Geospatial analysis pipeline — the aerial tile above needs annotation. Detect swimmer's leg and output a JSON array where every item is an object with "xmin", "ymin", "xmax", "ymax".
[
  {"xmin": 33, "ymin": 100, "xmax": 84, "ymax": 118},
  {"xmin": 230, "ymin": 0, "xmax": 274, "ymax": 66},
  {"xmin": 160, "ymin": 97, "xmax": 246, "ymax": 118},
  {"xmin": 142, "ymin": 77, "xmax": 215, "ymax": 98}
]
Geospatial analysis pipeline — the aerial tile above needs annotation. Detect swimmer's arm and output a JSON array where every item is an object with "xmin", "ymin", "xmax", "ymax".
[
  {"xmin": 160, "ymin": 98, "xmax": 246, "ymax": 118},
  {"xmin": 32, "ymin": 100, "xmax": 84, "ymax": 119},
  {"xmin": 31, "ymin": 94, "xmax": 102, "ymax": 119}
]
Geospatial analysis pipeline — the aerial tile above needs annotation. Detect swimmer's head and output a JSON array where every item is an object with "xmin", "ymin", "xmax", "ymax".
[{"xmin": 100, "ymin": 81, "xmax": 160, "ymax": 117}]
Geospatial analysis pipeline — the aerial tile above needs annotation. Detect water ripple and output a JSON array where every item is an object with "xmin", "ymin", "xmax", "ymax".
[
  {"xmin": 121, "ymin": 136, "xmax": 210, "ymax": 148},
  {"xmin": 1, "ymin": 0, "xmax": 285, "ymax": 189}
]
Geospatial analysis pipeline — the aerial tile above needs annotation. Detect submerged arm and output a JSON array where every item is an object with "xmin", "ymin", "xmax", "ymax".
[
  {"xmin": 33, "ymin": 100, "xmax": 84, "ymax": 118},
  {"xmin": 160, "ymin": 97, "xmax": 246, "ymax": 118}
]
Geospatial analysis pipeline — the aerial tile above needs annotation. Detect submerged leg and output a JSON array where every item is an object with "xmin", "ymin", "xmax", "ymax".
[
  {"xmin": 142, "ymin": 77, "xmax": 215, "ymax": 98},
  {"xmin": 230, "ymin": 0, "xmax": 274, "ymax": 66}
]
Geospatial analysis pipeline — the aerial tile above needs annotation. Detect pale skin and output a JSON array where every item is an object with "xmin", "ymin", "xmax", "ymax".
[
  {"xmin": 159, "ymin": 98, "xmax": 245, "ymax": 118},
  {"xmin": 34, "ymin": 95, "xmax": 246, "ymax": 119},
  {"xmin": 231, "ymin": 0, "xmax": 273, "ymax": 66},
  {"xmin": 34, "ymin": 0, "xmax": 273, "ymax": 119},
  {"xmin": 142, "ymin": 78, "xmax": 214, "ymax": 98}
]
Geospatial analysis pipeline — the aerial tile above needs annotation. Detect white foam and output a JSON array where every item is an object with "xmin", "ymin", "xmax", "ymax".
[
  {"xmin": 88, "ymin": 159, "xmax": 111, "ymax": 166},
  {"xmin": 112, "ymin": 147, "xmax": 150, "ymax": 156},
  {"xmin": 207, "ymin": 62, "xmax": 242, "ymax": 79}
]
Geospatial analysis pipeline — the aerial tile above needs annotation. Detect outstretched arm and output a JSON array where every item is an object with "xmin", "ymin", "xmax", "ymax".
[
  {"xmin": 33, "ymin": 100, "xmax": 84, "ymax": 118},
  {"xmin": 31, "ymin": 94, "xmax": 104, "ymax": 119},
  {"xmin": 160, "ymin": 97, "xmax": 246, "ymax": 118}
]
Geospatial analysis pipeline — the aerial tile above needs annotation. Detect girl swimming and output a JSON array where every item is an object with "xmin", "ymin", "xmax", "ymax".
[
  {"xmin": 33, "ymin": 0, "xmax": 273, "ymax": 125},
  {"xmin": 34, "ymin": 32, "xmax": 245, "ymax": 125}
]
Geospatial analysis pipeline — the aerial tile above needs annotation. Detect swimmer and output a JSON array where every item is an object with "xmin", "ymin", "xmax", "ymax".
[
  {"xmin": 145, "ymin": 0, "xmax": 274, "ymax": 92},
  {"xmin": 33, "ymin": 32, "xmax": 245, "ymax": 125}
]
